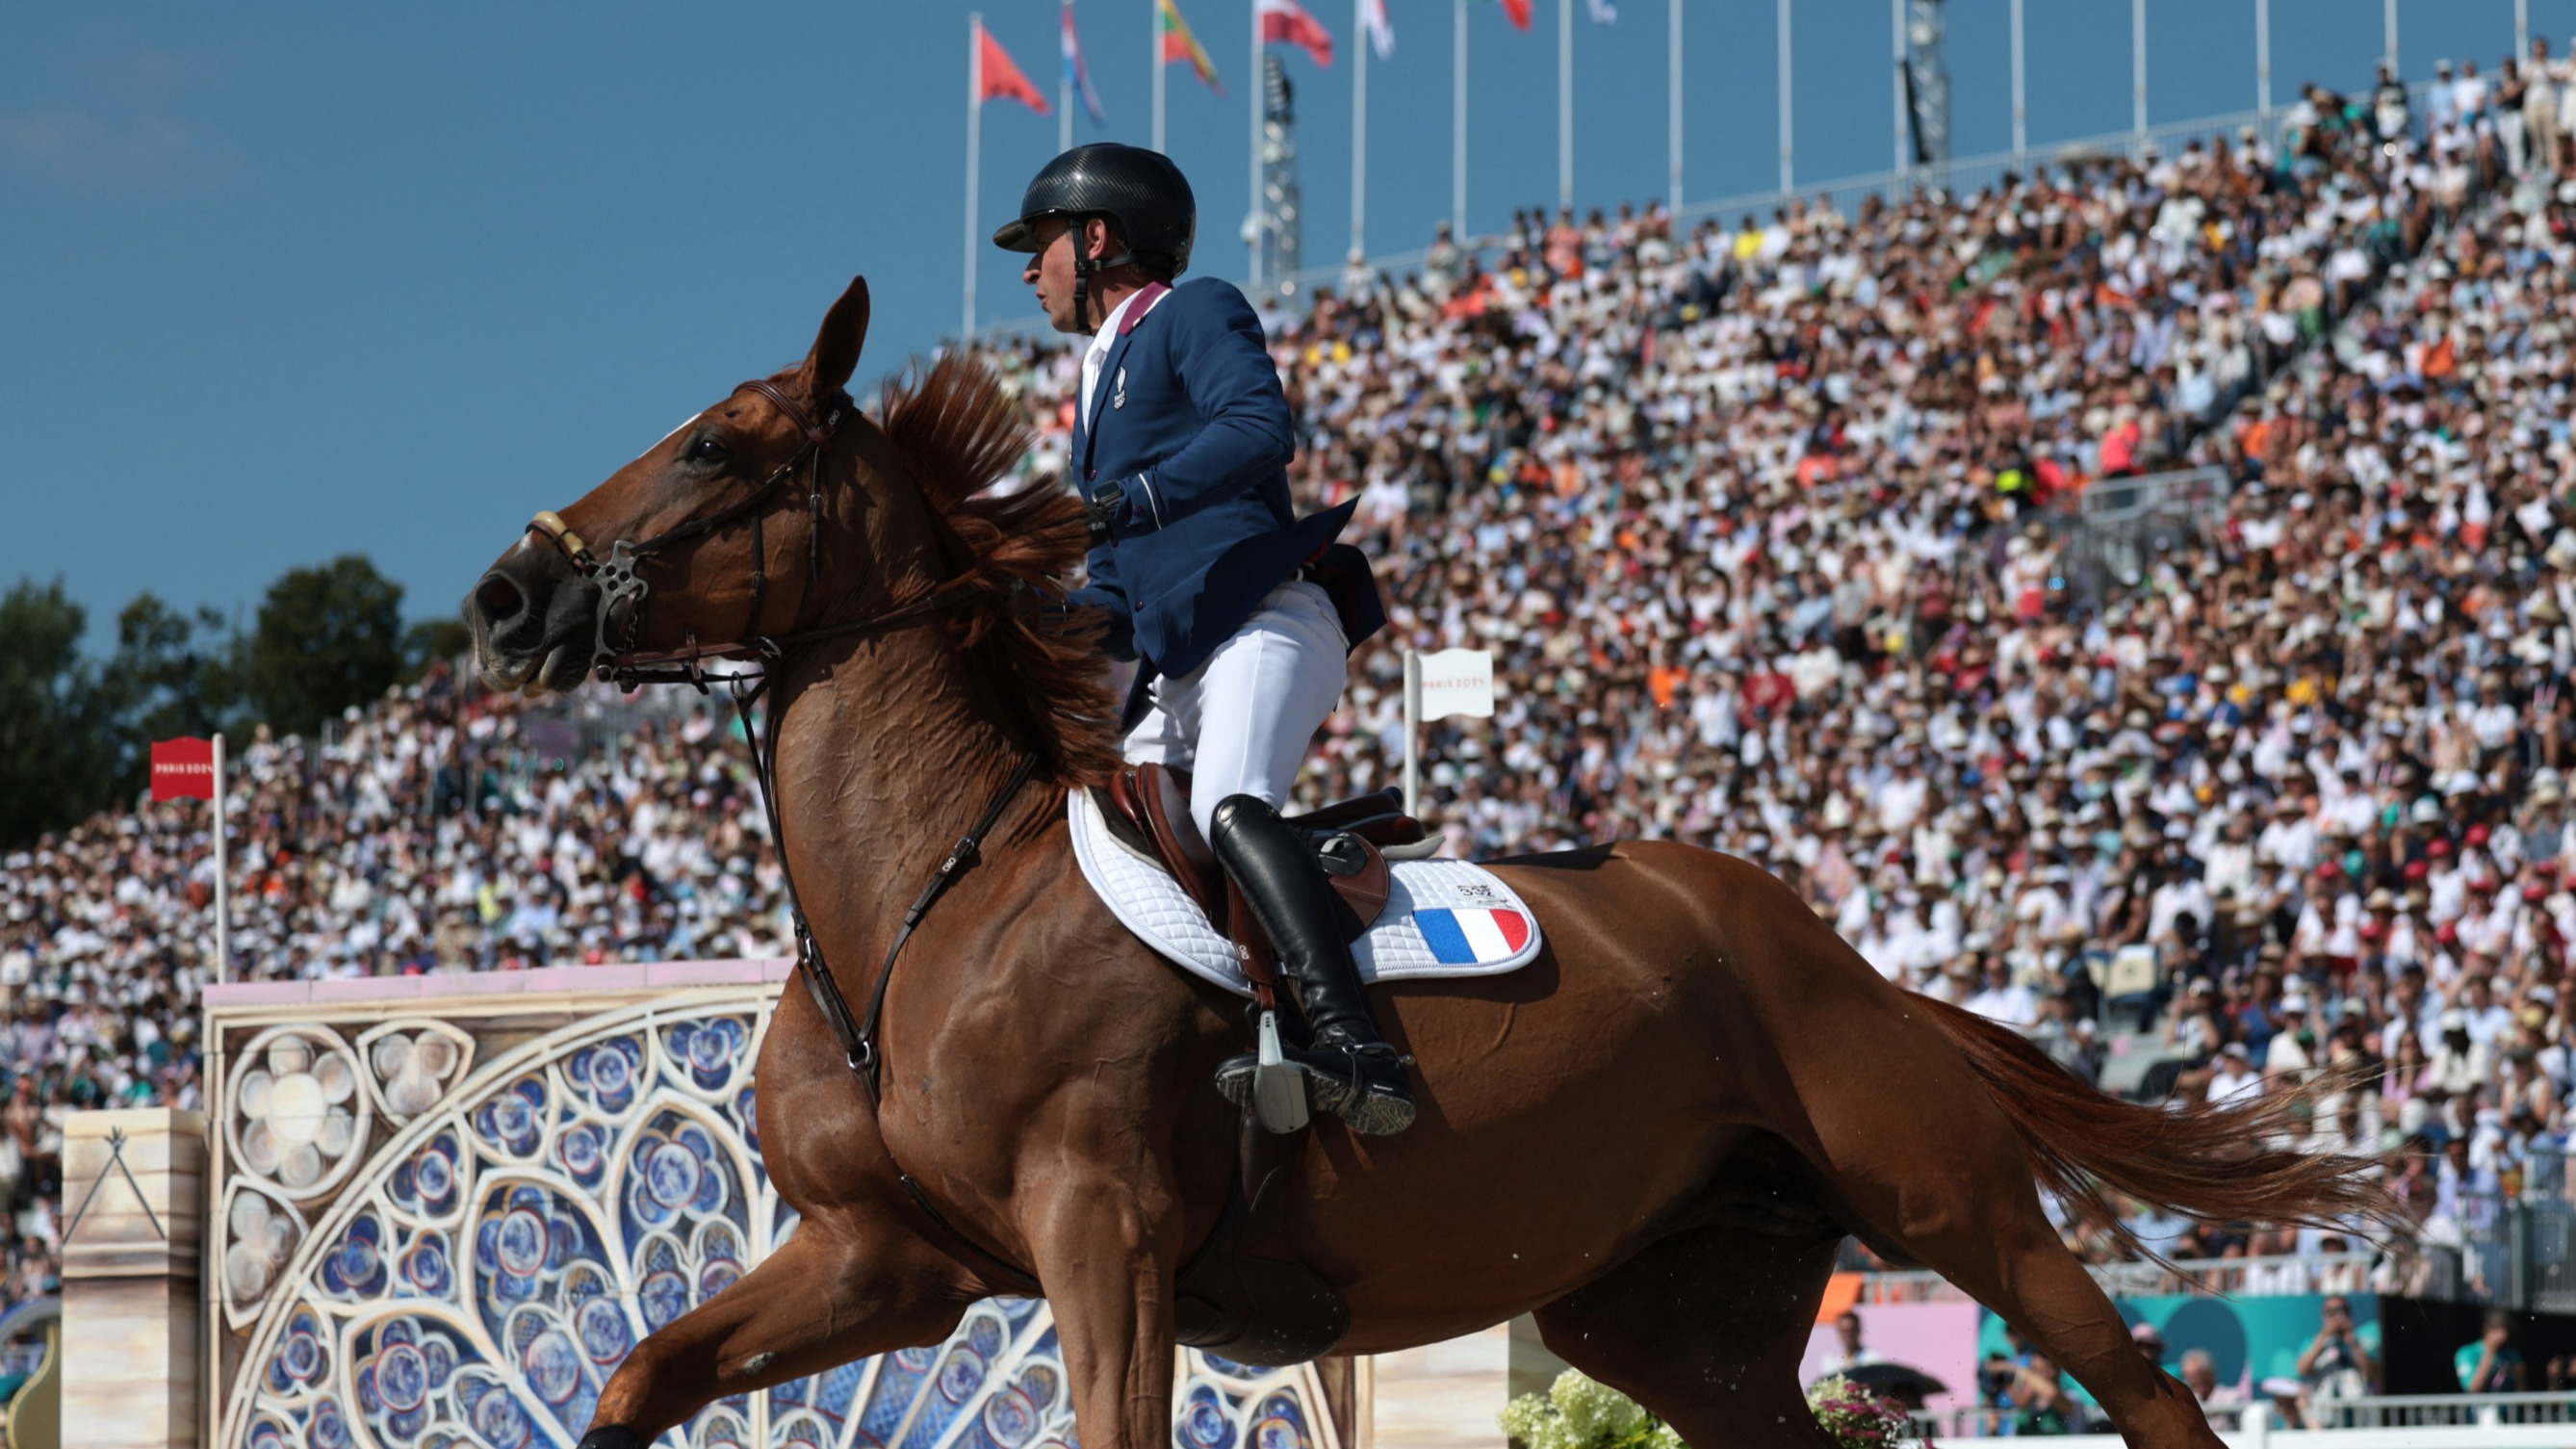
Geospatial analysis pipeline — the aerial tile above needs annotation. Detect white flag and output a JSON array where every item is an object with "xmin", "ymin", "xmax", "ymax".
[
  {"xmin": 1586, "ymin": 0, "xmax": 1616, "ymax": 22},
  {"xmin": 1413, "ymin": 648, "xmax": 1495, "ymax": 720},
  {"xmin": 1361, "ymin": 0, "xmax": 1394, "ymax": 59}
]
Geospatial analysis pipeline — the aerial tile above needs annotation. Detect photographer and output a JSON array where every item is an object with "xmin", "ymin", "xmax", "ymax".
[
  {"xmin": 2297, "ymin": 1296, "xmax": 2381, "ymax": 1407},
  {"xmin": 2458, "ymin": 1309, "xmax": 2526, "ymax": 1392},
  {"xmin": 2007, "ymin": 1355, "xmax": 2079, "ymax": 1435}
]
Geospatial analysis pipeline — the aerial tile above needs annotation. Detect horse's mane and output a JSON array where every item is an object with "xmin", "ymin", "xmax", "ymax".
[{"xmin": 877, "ymin": 352, "xmax": 1121, "ymax": 788}]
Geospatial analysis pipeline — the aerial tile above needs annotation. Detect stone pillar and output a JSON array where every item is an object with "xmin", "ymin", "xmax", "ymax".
[{"xmin": 61, "ymin": 1109, "xmax": 205, "ymax": 1449}]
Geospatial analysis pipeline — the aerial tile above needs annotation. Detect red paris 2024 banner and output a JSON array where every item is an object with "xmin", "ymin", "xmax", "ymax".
[{"xmin": 150, "ymin": 737, "xmax": 218, "ymax": 801}]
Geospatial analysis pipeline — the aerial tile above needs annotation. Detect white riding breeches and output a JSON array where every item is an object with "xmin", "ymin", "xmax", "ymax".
[{"xmin": 1122, "ymin": 580, "xmax": 1349, "ymax": 842}]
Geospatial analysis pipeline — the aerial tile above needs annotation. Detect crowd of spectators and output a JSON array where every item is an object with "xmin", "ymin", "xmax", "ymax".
[
  {"xmin": 0, "ymin": 676, "xmax": 792, "ymax": 1309},
  {"xmin": 6, "ymin": 48, "xmax": 2576, "ymax": 1323}
]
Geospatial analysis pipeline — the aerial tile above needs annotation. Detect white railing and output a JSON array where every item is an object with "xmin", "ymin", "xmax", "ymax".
[
  {"xmin": 2307, "ymin": 1391, "xmax": 2576, "ymax": 1428},
  {"xmin": 1853, "ymin": 1251, "xmax": 2381, "ymax": 1304},
  {"xmin": 1926, "ymin": 1395, "xmax": 2576, "ymax": 1447}
]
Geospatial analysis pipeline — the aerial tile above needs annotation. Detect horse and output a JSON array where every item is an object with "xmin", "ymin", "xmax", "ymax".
[{"xmin": 464, "ymin": 276, "xmax": 2395, "ymax": 1449}]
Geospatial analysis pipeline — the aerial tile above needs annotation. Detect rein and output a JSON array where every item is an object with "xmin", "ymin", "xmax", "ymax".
[{"xmin": 521, "ymin": 375, "xmax": 1045, "ymax": 1291}]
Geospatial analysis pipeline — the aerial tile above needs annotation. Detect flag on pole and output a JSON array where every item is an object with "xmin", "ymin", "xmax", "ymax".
[
  {"xmin": 1061, "ymin": 0, "xmax": 1108, "ymax": 125},
  {"xmin": 1481, "ymin": 0, "xmax": 1533, "ymax": 33},
  {"xmin": 1586, "ymin": 0, "xmax": 1615, "ymax": 22},
  {"xmin": 1362, "ymin": 0, "xmax": 1395, "ymax": 59},
  {"xmin": 1257, "ymin": 0, "xmax": 1335, "ymax": 66},
  {"xmin": 1158, "ymin": 0, "xmax": 1224, "ymax": 91},
  {"xmin": 977, "ymin": 21, "xmax": 1051, "ymax": 113},
  {"xmin": 1412, "ymin": 649, "xmax": 1496, "ymax": 719},
  {"xmin": 150, "ymin": 737, "xmax": 218, "ymax": 801}
]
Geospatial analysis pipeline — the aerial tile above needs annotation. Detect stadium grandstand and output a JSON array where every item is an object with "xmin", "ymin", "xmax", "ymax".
[{"xmin": 11, "ymin": 45, "xmax": 2576, "ymax": 1422}]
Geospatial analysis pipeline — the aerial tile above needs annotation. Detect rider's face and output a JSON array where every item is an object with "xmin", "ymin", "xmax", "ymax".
[
  {"xmin": 1025, "ymin": 218, "xmax": 1111, "ymax": 334},
  {"xmin": 1026, "ymin": 219, "xmax": 1086, "ymax": 333}
]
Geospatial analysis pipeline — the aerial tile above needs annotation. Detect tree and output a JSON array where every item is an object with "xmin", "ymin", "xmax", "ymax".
[
  {"xmin": 244, "ymin": 555, "xmax": 406, "ymax": 738},
  {"xmin": 0, "ymin": 580, "xmax": 121, "ymax": 846},
  {"xmin": 401, "ymin": 616, "xmax": 476, "ymax": 682},
  {"xmin": 103, "ymin": 593, "xmax": 244, "ymax": 764}
]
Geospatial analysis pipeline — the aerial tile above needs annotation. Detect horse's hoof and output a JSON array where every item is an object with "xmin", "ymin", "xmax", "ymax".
[{"xmin": 578, "ymin": 1429, "xmax": 651, "ymax": 1449}]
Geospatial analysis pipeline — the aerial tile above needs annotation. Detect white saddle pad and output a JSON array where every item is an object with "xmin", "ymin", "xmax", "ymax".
[{"xmin": 1068, "ymin": 789, "xmax": 1545, "ymax": 996}]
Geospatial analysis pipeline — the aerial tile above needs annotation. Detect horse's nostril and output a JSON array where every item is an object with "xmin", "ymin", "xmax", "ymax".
[{"xmin": 475, "ymin": 572, "xmax": 528, "ymax": 624}]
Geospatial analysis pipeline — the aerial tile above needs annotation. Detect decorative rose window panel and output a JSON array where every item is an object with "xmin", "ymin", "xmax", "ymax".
[{"xmin": 205, "ymin": 968, "xmax": 1347, "ymax": 1449}]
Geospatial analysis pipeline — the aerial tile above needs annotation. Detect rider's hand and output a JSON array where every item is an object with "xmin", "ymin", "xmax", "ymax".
[
  {"xmin": 1084, "ymin": 477, "xmax": 1160, "ymax": 547},
  {"xmin": 1084, "ymin": 481, "xmax": 1126, "ymax": 549}
]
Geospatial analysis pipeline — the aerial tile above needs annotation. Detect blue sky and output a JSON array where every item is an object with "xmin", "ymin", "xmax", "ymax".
[{"xmin": 0, "ymin": 1, "xmax": 2553, "ymax": 635}]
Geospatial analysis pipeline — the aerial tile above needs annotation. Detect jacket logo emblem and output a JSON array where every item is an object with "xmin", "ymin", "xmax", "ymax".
[{"xmin": 1113, "ymin": 368, "xmax": 1127, "ymax": 410}]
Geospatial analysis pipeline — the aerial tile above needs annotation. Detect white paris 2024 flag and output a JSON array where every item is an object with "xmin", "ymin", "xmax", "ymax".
[{"xmin": 1413, "ymin": 648, "xmax": 1495, "ymax": 721}]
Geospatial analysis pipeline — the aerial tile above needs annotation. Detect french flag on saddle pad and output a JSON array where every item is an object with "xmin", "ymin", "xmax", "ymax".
[{"xmin": 1412, "ymin": 907, "xmax": 1533, "ymax": 965}]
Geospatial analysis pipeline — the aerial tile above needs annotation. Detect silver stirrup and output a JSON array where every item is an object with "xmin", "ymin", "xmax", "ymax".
[{"xmin": 1251, "ymin": 1010, "xmax": 1310, "ymax": 1133}]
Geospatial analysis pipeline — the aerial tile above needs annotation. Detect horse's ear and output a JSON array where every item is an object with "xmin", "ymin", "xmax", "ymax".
[{"xmin": 802, "ymin": 276, "xmax": 871, "ymax": 398}]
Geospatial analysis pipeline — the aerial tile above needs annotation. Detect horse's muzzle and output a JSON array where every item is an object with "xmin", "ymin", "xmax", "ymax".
[{"xmin": 465, "ymin": 542, "xmax": 602, "ymax": 695}]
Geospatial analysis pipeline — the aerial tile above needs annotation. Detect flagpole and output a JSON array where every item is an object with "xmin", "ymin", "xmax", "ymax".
[
  {"xmin": 966, "ymin": 14, "xmax": 982, "ymax": 341},
  {"xmin": 1777, "ymin": 0, "xmax": 1793, "ymax": 193},
  {"xmin": 1403, "ymin": 651, "xmax": 1422, "ymax": 818},
  {"xmin": 1061, "ymin": 1, "xmax": 1074, "ymax": 153},
  {"xmin": 1352, "ymin": 0, "xmax": 1368, "ymax": 263},
  {"xmin": 1893, "ymin": 0, "xmax": 1908, "ymax": 175},
  {"xmin": 2257, "ymin": 0, "xmax": 2273, "ymax": 116},
  {"xmin": 1558, "ymin": 0, "xmax": 1573, "ymax": 212},
  {"xmin": 2131, "ymin": 0, "xmax": 2146, "ymax": 148},
  {"xmin": 1453, "ymin": 0, "xmax": 1467, "ymax": 239},
  {"xmin": 1668, "ymin": 0, "xmax": 1681, "ymax": 216},
  {"xmin": 2011, "ymin": 0, "xmax": 2027, "ymax": 154},
  {"xmin": 212, "ymin": 732, "xmax": 229, "ymax": 986},
  {"xmin": 1249, "ymin": 0, "xmax": 1265, "ymax": 295},
  {"xmin": 1153, "ymin": 2, "xmax": 1169, "ymax": 151}
]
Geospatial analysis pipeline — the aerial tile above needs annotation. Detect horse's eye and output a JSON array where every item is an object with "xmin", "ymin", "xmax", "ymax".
[{"xmin": 689, "ymin": 434, "xmax": 729, "ymax": 463}]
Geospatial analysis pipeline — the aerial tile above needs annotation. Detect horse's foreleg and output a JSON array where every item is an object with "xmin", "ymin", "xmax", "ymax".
[
  {"xmin": 1022, "ymin": 1169, "xmax": 1188, "ymax": 1449},
  {"xmin": 578, "ymin": 1212, "xmax": 968, "ymax": 1449}
]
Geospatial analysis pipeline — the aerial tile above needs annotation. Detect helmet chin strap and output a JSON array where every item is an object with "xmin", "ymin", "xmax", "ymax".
[{"xmin": 1070, "ymin": 219, "xmax": 1138, "ymax": 331}]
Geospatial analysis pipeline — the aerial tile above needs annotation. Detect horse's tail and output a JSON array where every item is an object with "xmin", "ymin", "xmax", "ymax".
[{"xmin": 1915, "ymin": 992, "xmax": 2406, "ymax": 1260}]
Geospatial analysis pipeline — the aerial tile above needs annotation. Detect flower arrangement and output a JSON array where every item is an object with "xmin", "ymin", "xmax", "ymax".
[
  {"xmin": 1499, "ymin": 1370, "xmax": 1927, "ymax": 1449},
  {"xmin": 1499, "ymin": 1370, "xmax": 1683, "ymax": 1449},
  {"xmin": 1804, "ymin": 1374, "xmax": 1929, "ymax": 1449}
]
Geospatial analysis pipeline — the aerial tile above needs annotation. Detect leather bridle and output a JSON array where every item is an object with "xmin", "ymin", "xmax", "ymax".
[
  {"xmin": 512, "ymin": 375, "xmax": 1046, "ymax": 1293},
  {"xmin": 523, "ymin": 377, "xmax": 987, "ymax": 689}
]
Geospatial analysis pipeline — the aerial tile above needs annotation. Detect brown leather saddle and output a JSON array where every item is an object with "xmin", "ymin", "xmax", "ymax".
[
  {"xmin": 1099, "ymin": 762, "xmax": 1428, "ymax": 958},
  {"xmin": 1092, "ymin": 763, "xmax": 1432, "ymax": 1364}
]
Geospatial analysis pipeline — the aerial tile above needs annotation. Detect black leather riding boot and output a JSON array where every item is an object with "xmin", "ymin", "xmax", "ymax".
[{"xmin": 1209, "ymin": 793, "xmax": 1416, "ymax": 1135}]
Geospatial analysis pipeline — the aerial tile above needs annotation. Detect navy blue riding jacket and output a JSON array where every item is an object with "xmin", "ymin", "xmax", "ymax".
[{"xmin": 1067, "ymin": 276, "xmax": 1383, "ymax": 680}]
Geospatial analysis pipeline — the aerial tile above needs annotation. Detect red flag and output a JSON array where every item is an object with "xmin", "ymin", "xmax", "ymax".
[
  {"xmin": 1257, "ymin": 0, "xmax": 1334, "ymax": 67},
  {"xmin": 151, "ymin": 737, "xmax": 217, "ymax": 801},
  {"xmin": 1488, "ymin": 0, "xmax": 1533, "ymax": 32},
  {"xmin": 976, "ymin": 22, "xmax": 1051, "ymax": 114}
]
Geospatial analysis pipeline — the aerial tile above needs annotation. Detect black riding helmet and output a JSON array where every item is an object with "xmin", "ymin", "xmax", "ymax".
[{"xmin": 993, "ymin": 143, "xmax": 1196, "ymax": 326}]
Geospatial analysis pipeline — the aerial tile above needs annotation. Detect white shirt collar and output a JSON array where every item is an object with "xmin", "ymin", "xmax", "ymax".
[
  {"xmin": 1081, "ymin": 286, "xmax": 1165, "ymax": 418},
  {"xmin": 1089, "ymin": 287, "xmax": 1148, "ymax": 356}
]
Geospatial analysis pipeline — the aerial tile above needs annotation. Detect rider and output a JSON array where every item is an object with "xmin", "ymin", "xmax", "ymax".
[{"xmin": 993, "ymin": 143, "xmax": 1413, "ymax": 1136}]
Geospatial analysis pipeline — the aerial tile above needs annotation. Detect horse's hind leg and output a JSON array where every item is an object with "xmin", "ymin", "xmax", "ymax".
[
  {"xmin": 1532, "ymin": 1224, "xmax": 1843, "ymax": 1449},
  {"xmin": 1793, "ymin": 1023, "xmax": 2219, "ymax": 1448},
  {"xmin": 580, "ymin": 1214, "xmax": 967, "ymax": 1447}
]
